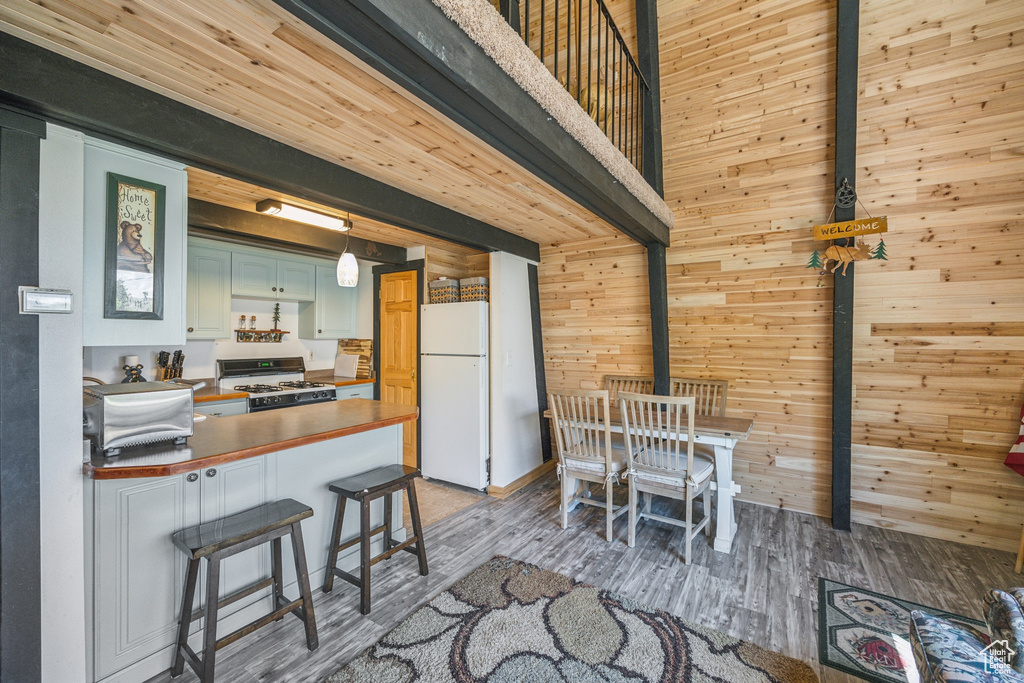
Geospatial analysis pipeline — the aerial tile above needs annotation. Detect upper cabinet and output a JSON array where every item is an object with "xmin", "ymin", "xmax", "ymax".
[
  {"xmin": 277, "ymin": 258, "xmax": 317, "ymax": 301},
  {"xmin": 186, "ymin": 239, "xmax": 232, "ymax": 340},
  {"xmin": 231, "ymin": 249, "xmax": 315, "ymax": 302},
  {"xmin": 82, "ymin": 139, "xmax": 187, "ymax": 346},
  {"xmin": 298, "ymin": 264, "xmax": 358, "ymax": 339}
]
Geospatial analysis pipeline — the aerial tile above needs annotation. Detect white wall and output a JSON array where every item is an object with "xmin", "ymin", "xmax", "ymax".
[
  {"xmin": 38, "ymin": 124, "xmax": 87, "ymax": 682},
  {"xmin": 488, "ymin": 252, "xmax": 542, "ymax": 488},
  {"xmin": 82, "ymin": 139, "xmax": 187, "ymax": 347}
]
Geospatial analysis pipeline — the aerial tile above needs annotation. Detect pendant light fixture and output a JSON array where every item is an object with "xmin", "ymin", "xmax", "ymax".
[
  {"xmin": 336, "ymin": 228, "xmax": 359, "ymax": 287},
  {"xmin": 256, "ymin": 199, "xmax": 358, "ymax": 287}
]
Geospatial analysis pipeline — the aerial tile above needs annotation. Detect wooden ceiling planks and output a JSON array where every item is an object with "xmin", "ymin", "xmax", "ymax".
[
  {"xmin": 186, "ymin": 167, "xmax": 484, "ymax": 255},
  {"xmin": 0, "ymin": 0, "xmax": 619, "ymax": 247}
]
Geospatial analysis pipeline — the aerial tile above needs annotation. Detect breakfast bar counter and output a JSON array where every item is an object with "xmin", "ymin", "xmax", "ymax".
[
  {"xmin": 85, "ymin": 399, "xmax": 416, "ymax": 683},
  {"xmin": 84, "ymin": 399, "xmax": 417, "ymax": 479}
]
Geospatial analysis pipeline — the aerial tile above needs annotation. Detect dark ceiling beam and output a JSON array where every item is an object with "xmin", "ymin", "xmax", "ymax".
[
  {"xmin": 273, "ymin": 0, "xmax": 671, "ymax": 247},
  {"xmin": 0, "ymin": 32, "xmax": 539, "ymax": 262},
  {"xmin": 188, "ymin": 199, "xmax": 406, "ymax": 265}
]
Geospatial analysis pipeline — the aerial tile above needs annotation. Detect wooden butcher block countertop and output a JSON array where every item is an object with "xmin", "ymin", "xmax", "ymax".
[{"xmin": 84, "ymin": 399, "xmax": 416, "ymax": 480}]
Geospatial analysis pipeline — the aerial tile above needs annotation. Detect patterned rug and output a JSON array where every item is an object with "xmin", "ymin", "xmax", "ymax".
[
  {"xmin": 818, "ymin": 577, "xmax": 986, "ymax": 683},
  {"xmin": 328, "ymin": 556, "xmax": 818, "ymax": 682}
]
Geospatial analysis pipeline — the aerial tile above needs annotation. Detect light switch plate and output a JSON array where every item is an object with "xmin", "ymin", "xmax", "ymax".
[{"xmin": 19, "ymin": 286, "xmax": 74, "ymax": 314}]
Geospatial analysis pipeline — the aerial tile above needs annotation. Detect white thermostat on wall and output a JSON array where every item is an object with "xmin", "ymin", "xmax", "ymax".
[{"xmin": 19, "ymin": 286, "xmax": 74, "ymax": 314}]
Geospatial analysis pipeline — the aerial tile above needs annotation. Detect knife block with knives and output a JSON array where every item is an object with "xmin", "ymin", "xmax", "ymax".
[{"xmin": 157, "ymin": 350, "xmax": 185, "ymax": 380}]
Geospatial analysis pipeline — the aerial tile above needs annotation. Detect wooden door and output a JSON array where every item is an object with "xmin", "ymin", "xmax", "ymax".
[{"xmin": 379, "ymin": 270, "xmax": 419, "ymax": 467}]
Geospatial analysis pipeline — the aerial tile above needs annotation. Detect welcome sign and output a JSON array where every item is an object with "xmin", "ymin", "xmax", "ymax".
[{"xmin": 813, "ymin": 216, "xmax": 888, "ymax": 241}]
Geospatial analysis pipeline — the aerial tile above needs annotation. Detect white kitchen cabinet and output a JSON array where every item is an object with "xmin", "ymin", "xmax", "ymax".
[
  {"xmin": 231, "ymin": 250, "xmax": 315, "ymax": 302},
  {"xmin": 193, "ymin": 398, "xmax": 247, "ymax": 417},
  {"xmin": 298, "ymin": 264, "xmax": 359, "ymax": 339},
  {"xmin": 89, "ymin": 457, "xmax": 271, "ymax": 683},
  {"xmin": 336, "ymin": 383, "xmax": 374, "ymax": 400},
  {"xmin": 82, "ymin": 138, "xmax": 188, "ymax": 346},
  {"xmin": 186, "ymin": 239, "xmax": 232, "ymax": 339},
  {"xmin": 277, "ymin": 257, "xmax": 317, "ymax": 301}
]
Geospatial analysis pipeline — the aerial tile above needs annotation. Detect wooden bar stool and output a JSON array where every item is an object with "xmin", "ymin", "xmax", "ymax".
[
  {"xmin": 322, "ymin": 464, "xmax": 428, "ymax": 614},
  {"xmin": 171, "ymin": 498, "xmax": 318, "ymax": 683}
]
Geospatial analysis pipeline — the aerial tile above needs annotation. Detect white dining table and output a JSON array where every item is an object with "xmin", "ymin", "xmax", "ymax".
[{"xmin": 545, "ymin": 409, "xmax": 753, "ymax": 553}]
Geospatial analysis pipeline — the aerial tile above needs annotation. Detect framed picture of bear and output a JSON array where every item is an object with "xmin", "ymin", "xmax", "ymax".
[{"xmin": 103, "ymin": 172, "xmax": 165, "ymax": 320}]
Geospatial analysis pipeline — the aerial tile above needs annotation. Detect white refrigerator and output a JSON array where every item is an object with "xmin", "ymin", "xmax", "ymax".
[{"xmin": 420, "ymin": 301, "xmax": 489, "ymax": 489}]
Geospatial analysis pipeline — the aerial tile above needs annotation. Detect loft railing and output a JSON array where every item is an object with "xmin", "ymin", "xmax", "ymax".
[{"xmin": 497, "ymin": 0, "xmax": 649, "ymax": 173}]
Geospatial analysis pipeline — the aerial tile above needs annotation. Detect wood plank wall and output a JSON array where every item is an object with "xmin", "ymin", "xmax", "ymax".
[
  {"xmin": 849, "ymin": 0, "xmax": 1024, "ymax": 548},
  {"xmin": 538, "ymin": 234, "xmax": 653, "ymax": 392},
  {"xmin": 538, "ymin": 0, "xmax": 1024, "ymax": 550},
  {"xmin": 424, "ymin": 245, "xmax": 490, "ymax": 300}
]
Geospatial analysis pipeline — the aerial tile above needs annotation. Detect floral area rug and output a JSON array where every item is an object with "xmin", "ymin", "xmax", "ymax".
[
  {"xmin": 328, "ymin": 556, "xmax": 818, "ymax": 682},
  {"xmin": 818, "ymin": 577, "xmax": 986, "ymax": 683}
]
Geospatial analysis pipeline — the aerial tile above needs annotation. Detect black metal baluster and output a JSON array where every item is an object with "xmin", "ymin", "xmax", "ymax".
[
  {"xmin": 576, "ymin": 0, "xmax": 581, "ymax": 101},
  {"xmin": 554, "ymin": 0, "xmax": 559, "ymax": 86},
  {"xmin": 567, "ymin": 0, "xmax": 572, "ymax": 94},
  {"xmin": 540, "ymin": 0, "xmax": 545, "ymax": 71},
  {"xmin": 587, "ymin": 0, "xmax": 592, "ymax": 118},
  {"xmin": 598, "ymin": 16, "xmax": 606, "ymax": 133}
]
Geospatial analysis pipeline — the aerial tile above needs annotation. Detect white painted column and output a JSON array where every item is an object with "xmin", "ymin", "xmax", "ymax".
[
  {"xmin": 488, "ymin": 252, "xmax": 542, "ymax": 489},
  {"xmin": 38, "ymin": 124, "xmax": 87, "ymax": 682}
]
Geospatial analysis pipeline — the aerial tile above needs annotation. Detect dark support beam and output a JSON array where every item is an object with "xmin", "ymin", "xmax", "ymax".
[
  {"xmin": 831, "ymin": 0, "xmax": 860, "ymax": 532},
  {"xmin": 0, "ymin": 106, "xmax": 46, "ymax": 683},
  {"xmin": 187, "ymin": 200, "xmax": 407, "ymax": 265},
  {"xmin": 0, "ymin": 33, "xmax": 539, "ymax": 262},
  {"xmin": 273, "ymin": 0, "xmax": 670, "ymax": 247},
  {"xmin": 647, "ymin": 243, "xmax": 671, "ymax": 396},
  {"xmin": 528, "ymin": 264, "xmax": 552, "ymax": 462},
  {"xmin": 635, "ymin": 0, "xmax": 664, "ymax": 196},
  {"xmin": 499, "ymin": 0, "xmax": 522, "ymax": 35}
]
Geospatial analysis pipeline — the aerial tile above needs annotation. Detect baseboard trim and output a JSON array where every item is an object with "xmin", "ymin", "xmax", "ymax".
[{"xmin": 487, "ymin": 459, "xmax": 556, "ymax": 499}]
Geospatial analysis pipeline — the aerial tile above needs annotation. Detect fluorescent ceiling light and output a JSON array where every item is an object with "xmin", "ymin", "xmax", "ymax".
[{"xmin": 255, "ymin": 199, "xmax": 351, "ymax": 232}]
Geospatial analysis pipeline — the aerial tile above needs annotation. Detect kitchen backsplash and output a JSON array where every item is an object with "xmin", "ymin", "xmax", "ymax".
[{"xmin": 84, "ymin": 298, "xmax": 367, "ymax": 383}]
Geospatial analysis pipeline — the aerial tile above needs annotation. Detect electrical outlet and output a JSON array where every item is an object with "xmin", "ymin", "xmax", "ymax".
[{"xmin": 308, "ymin": 350, "xmax": 314, "ymax": 361}]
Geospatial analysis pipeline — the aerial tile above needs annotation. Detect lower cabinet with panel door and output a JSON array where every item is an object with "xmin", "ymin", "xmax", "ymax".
[{"xmin": 87, "ymin": 457, "xmax": 272, "ymax": 683}]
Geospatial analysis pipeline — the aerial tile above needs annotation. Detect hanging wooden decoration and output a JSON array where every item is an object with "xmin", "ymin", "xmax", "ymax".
[{"xmin": 808, "ymin": 179, "xmax": 889, "ymax": 286}]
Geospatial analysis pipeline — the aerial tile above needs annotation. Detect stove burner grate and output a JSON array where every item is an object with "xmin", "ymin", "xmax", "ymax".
[
  {"xmin": 234, "ymin": 384, "xmax": 284, "ymax": 394},
  {"xmin": 278, "ymin": 381, "xmax": 328, "ymax": 389}
]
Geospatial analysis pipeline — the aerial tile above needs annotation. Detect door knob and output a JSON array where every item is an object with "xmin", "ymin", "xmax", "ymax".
[
  {"xmin": 272, "ymin": 286, "xmax": 277, "ymax": 292},
  {"xmin": 318, "ymin": 329, "xmax": 323, "ymax": 334},
  {"xmin": 187, "ymin": 327, "xmax": 194, "ymax": 333},
  {"xmin": 280, "ymin": 288, "xmax": 284, "ymax": 292},
  {"xmin": 411, "ymin": 370, "xmax": 416, "ymax": 380},
  {"xmin": 187, "ymin": 473, "xmax": 198, "ymax": 483},
  {"xmin": 205, "ymin": 468, "xmax": 217, "ymax": 477}
]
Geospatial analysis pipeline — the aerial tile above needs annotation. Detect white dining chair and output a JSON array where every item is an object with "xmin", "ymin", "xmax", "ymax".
[
  {"xmin": 604, "ymin": 375, "xmax": 654, "ymax": 403},
  {"xmin": 619, "ymin": 392, "xmax": 716, "ymax": 564},
  {"xmin": 548, "ymin": 389, "xmax": 628, "ymax": 542},
  {"xmin": 670, "ymin": 377, "xmax": 729, "ymax": 417}
]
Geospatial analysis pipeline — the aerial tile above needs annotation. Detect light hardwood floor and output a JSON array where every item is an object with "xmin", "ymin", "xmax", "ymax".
[{"xmin": 148, "ymin": 473, "xmax": 1020, "ymax": 682}]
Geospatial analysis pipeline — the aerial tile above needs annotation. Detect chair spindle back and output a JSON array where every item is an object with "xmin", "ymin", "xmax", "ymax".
[
  {"xmin": 549, "ymin": 389, "xmax": 614, "ymax": 472},
  {"xmin": 619, "ymin": 392, "xmax": 696, "ymax": 480},
  {"xmin": 605, "ymin": 375, "xmax": 655, "ymax": 402},
  {"xmin": 670, "ymin": 378, "xmax": 728, "ymax": 417}
]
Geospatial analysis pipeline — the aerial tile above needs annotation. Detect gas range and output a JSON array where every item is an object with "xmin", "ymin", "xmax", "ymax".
[{"xmin": 216, "ymin": 357, "xmax": 337, "ymax": 413}]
